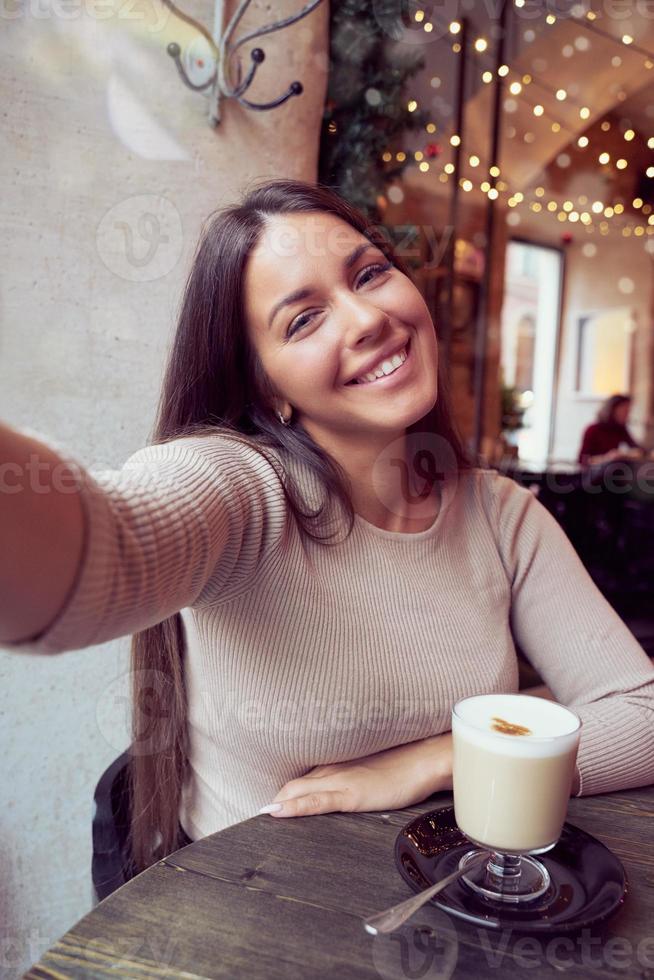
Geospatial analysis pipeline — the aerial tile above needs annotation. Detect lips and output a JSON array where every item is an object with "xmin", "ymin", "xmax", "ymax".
[
  {"xmin": 345, "ymin": 338, "xmax": 413, "ymax": 389},
  {"xmin": 345, "ymin": 338, "xmax": 411, "ymax": 386}
]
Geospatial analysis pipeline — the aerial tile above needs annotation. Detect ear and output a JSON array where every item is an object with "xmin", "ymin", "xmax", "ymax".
[{"xmin": 275, "ymin": 401, "xmax": 293, "ymax": 418}]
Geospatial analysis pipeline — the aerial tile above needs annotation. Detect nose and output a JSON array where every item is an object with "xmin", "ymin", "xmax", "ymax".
[{"xmin": 339, "ymin": 291, "xmax": 390, "ymax": 349}]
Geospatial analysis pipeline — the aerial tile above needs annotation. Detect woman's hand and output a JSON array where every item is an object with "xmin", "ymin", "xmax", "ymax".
[{"xmin": 260, "ymin": 733, "xmax": 453, "ymax": 819}]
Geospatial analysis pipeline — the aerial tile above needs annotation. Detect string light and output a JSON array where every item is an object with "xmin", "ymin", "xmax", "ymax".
[
  {"xmin": 414, "ymin": 150, "xmax": 424, "ymax": 161},
  {"xmin": 601, "ymin": 121, "xmax": 611, "ymax": 132},
  {"xmin": 481, "ymin": 180, "xmax": 491, "ymax": 192},
  {"xmin": 547, "ymin": 201, "xmax": 558, "ymax": 212},
  {"xmin": 535, "ymin": 186, "xmax": 545, "ymax": 197},
  {"xmin": 591, "ymin": 201, "xmax": 604, "ymax": 213},
  {"xmin": 546, "ymin": 13, "xmax": 556, "ymax": 24},
  {"xmin": 563, "ymin": 201, "xmax": 574, "ymax": 212},
  {"xmin": 489, "ymin": 165, "xmax": 501, "ymax": 177},
  {"xmin": 414, "ymin": 9, "xmax": 425, "ymax": 21},
  {"xmin": 424, "ymin": 22, "xmax": 433, "ymax": 32},
  {"xmin": 648, "ymin": 138, "xmax": 654, "ymax": 149},
  {"xmin": 614, "ymin": 203, "xmax": 625, "ymax": 214},
  {"xmin": 551, "ymin": 122, "xmax": 561, "ymax": 133},
  {"xmin": 382, "ymin": 151, "xmax": 392, "ymax": 162},
  {"xmin": 396, "ymin": 151, "xmax": 406, "ymax": 162},
  {"xmin": 474, "ymin": 38, "xmax": 488, "ymax": 52},
  {"xmin": 509, "ymin": 81, "xmax": 522, "ymax": 95},
  {"xmin": 616, "ymin": 159, "xmax": 628, "ymax": 170},
  {"xmin": 419, "ymin": 161, "xmax": 430, "ymax": 171},
  {"xmin": 498, "ymin": 65, "xmax": 510, "ymax": 77},
  {"xmin": 426, "ymin": 122, "xmax": 437, "ymax": 133},
  {"xmin": 633, "ymin": 198, "xmax": 643, "ymax": 209},
  {"xmin": 407, "ymin": 100, "xmax": 418, "ymax": 112},
  {"xmin": 556, "ymin": 89, "xmax": 567, "ymax": 101},
  {"xmin": 461, "ymin": 179, "xmax": 473, "ymax": 192},
  {"xmin": 482, "ymin": 71, "xmax": 493, "ymax": 83},
  {"xmin": 647, "ymin": 166, "xmax": 654, "ymax": 178},
  {"xmin": 522, "ymin": 74, "xmax": 532, "ymax": 84},
  {"xmin": 450, "ymin": 134, "xmax": 461, "ymax": 146},
  {"xmin": 488, "ymin": 187, "xmax": 499, "ymax": 200},
  {"xmin": 533, "ymin": 105, "xmax": 544, "ymax": 116},
  {"xmin": 449, "ymin": 20, "xmax": 461, "ymax": 33},
  {"xmin": 577, "ymin": 136, "xmax": 589, "ymax": 148},
  {"xmin": 599, "ymin": 152, "xmax": 610, "ymax": 164},
  {"xmin": 469, "ymin": 155, "xmax": 480, "ymax": 167},
  {"xmin": 444, "ymin": 162, "xmax": 455, "ymax": 174},
  {"xmin": 579, "ymin": 107, "xmax": 590, "ymax": 119},
  {"xmin": 452, "ymin": 42, "xmax": 461, "ymax": 52},
  {"xmin": 621, "ymin": 34, "xmax": 633, "ymax": 44},
  {"xmin": 624, "ymin": 129, "xmax": 635, "ymax": 141}
]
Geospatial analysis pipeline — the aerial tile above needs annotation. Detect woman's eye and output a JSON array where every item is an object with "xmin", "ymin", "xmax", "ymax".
[
  {"xmin": 287, "ymin": 311, "xmax": 318, "ymax": 337},
  {"xmin": 357, "ymin": 260, "xmax": 392, "ymax": 286},
  {"xmin": 285, "ymin": 260, "xmax": 392, "ymax": 338}
]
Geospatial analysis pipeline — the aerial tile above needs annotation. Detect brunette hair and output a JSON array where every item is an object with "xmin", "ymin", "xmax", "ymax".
[
  {"xmin": 597, "ymin": 394, "xmax": 631, "ymax": 424},
  {"xmin": 128, "ymin": 178, "xmax": 469, "ymax": 873}
]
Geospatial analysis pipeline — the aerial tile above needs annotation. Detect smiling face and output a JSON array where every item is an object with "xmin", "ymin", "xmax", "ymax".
[{"xmin": 243, "ymin": 212, "xmax": 439, "ymax": 457}]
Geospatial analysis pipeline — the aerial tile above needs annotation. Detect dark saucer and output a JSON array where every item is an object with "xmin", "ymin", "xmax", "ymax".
[{"xmin": 395, "ymin": 806, "xmax": 627, "ymax": 933}]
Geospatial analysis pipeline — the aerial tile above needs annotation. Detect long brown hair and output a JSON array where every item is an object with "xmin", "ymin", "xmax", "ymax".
[{"xmin": 128, "ymin": 178, "xmax": 470, "ymax": 873}]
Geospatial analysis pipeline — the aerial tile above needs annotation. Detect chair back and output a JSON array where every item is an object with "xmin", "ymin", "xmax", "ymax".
[{"xmin": 92, "ymin": 750, "xmax": 136, "ymax": 902}]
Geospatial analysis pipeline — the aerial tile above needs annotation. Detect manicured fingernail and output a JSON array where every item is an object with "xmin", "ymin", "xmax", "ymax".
[{"xmin": 258, "ymin": 803, "xmax": 283, "ymax": 814}]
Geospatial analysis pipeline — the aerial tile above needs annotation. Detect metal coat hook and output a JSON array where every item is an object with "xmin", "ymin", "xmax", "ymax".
[{"xmin": 162, "ymin": 0, "xmax": 324, "ymax": 125}]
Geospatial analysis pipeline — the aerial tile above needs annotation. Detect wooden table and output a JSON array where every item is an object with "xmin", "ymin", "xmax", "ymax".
[{"xmin": 26, "ymin": 786, "xmax": 654, "ymax": 979}]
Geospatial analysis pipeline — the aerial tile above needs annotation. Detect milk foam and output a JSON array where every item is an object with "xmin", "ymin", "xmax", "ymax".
[{"xmin": 453, "ymin": 694, "xmax": 581, "ymax": 758}]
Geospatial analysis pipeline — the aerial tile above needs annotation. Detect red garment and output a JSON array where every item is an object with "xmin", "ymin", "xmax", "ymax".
[{"xmin": 578, "ymin": 421, "xmax": 639, "ymax": 464}]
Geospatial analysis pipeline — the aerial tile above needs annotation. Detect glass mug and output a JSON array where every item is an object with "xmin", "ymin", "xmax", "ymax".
[{"xmin": 452, "ymin": 693, "xmax": 581, "ymax": 903}]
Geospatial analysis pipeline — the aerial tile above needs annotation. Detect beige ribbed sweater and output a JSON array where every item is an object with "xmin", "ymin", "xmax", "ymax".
[{"xmin": 7, "ymin": 432, "xmax": 654, "ymax": 839}]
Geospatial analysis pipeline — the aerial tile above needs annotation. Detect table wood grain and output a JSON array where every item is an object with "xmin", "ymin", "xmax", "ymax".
[{"xmin": 25, "ymin": 787, "xmax": 654, "ymax": 980}]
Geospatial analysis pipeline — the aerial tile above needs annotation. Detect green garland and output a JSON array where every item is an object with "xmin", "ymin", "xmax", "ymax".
[{"xmin": 318, "ymin": 0, "xmax": 429, "ymax": 224}]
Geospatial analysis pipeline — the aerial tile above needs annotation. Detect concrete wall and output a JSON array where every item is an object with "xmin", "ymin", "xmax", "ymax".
[{"xmin": 0, "ymin": 2, "xmax": 328, "ymax": 975}]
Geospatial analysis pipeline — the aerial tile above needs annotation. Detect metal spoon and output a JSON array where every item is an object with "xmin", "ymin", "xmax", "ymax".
[{"xmin": 363, "ymin": 850, "xmax": 490, "ymax": 935}]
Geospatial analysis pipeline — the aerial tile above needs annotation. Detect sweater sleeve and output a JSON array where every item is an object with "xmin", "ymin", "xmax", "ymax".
[
  {"xmin": 3, "ymin": 434, "xmax": 288, "ymax": 655},
  {"xmin": 486, "ymin": 471, "xmax": 654, "ymax": 796}
]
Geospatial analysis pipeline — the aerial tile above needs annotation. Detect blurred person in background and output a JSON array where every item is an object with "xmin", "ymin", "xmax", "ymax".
[{"xmin": 578, "ymin": 395, "xmax": 645, "ymax": 466}]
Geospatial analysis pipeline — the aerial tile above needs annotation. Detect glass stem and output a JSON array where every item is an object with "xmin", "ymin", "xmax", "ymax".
[{"xmin": 488, "ymin": 851, "xmax": 522, "ymax": 881}]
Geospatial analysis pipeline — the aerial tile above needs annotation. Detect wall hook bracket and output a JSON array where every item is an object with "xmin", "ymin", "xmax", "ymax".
[{"xmin": 162, "ymin": 0, "xmax": 323, "ymax": 126}]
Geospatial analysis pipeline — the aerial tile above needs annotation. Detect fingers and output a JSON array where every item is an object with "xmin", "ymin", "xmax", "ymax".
[{"xmin": 259, "ymin": 787, "xmax": 348, "ymax": 818}]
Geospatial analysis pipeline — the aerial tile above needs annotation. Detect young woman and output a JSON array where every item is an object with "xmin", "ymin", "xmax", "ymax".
[
  {"xmin": 578, "ymin": 394, "xmax": 644, "ymax": 465},
  {"xmin": 2, "ymin": 180, "xmax": 653, "ymax": 876}
]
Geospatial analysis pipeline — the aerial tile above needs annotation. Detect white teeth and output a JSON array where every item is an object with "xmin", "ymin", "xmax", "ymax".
[{"xmin": 354, "ymin": 345, "xmax": 408, "ymax": 385}]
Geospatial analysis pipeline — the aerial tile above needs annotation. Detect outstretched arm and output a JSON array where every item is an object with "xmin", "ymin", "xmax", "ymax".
[
  {"xmin": 1, "ymin": 425, "xmax": 287, "ymax": 654},
  {"xmin": 0, "ymin": 422, "xmax": 85, "ymax": 644}
]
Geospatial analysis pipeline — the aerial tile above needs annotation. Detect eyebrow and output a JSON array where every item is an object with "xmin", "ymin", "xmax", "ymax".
[{"xmin": 267, "ymin": 242, "xmax": 382, "ymax": 329}]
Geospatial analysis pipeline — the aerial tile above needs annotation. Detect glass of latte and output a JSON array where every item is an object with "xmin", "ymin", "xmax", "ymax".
[{"xmin": 452, "ymin": 693, "xmax": 581, "ymax": 903}]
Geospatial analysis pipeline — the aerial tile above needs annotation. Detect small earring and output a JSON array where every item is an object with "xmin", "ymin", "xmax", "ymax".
[{"xmin": 276, "ymin": 410, "xmax": 291, "ymax": 426}]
